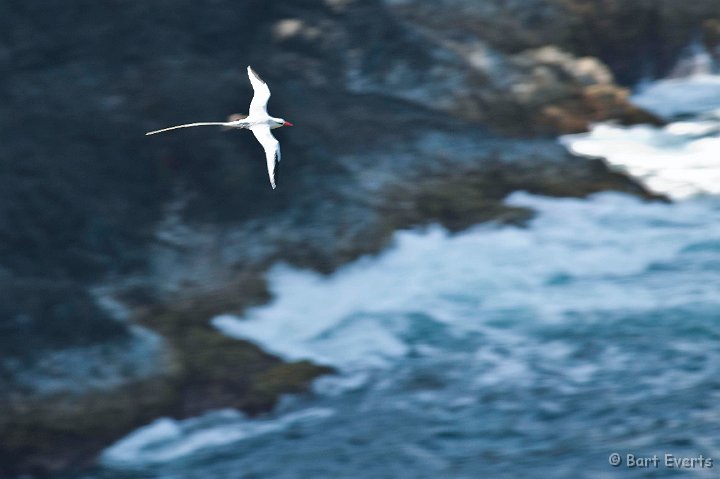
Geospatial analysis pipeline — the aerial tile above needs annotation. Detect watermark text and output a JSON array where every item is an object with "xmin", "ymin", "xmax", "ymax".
[{"xmin": 609, "ymin": 453, "xmax": 713, "ymax": 469}]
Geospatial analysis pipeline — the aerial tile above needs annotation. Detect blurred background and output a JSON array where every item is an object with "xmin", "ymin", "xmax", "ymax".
[{"xmin": 2, "ymin": 1, "xmax": 720, "ymax": 477}]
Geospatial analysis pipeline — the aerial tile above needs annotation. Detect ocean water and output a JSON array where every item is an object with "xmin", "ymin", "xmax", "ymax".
[{"xmin": 80, "ymin": 74, "xmax": 720, "ymax": 478}]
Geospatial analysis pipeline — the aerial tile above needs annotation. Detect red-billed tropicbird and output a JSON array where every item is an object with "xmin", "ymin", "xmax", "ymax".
[{"xmin": 146, "ymin": 66, "xmax": 293, "ymax": 189}]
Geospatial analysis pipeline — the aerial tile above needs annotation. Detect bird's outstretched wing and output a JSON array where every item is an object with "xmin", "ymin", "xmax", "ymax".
[
  {"xmin": 145, "ymin": 122, "xmax": 231, "ymax": 135},
  {"xmin": 251, "ymin": 125, "xmax": 280, "ymax": 189},
  {"xmin": 247, "ymin": 66, "xmax": 271, "ymax": 117}
]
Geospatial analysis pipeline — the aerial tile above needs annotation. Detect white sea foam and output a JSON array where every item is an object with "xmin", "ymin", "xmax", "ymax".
[
  {"xmin": 562, "ymin": 71, "xmax": 720, "ymax": 200},
  {"xmin": 560, "ymin": 117, "xmax": 720, "ymax": 199},
  {"xmin": 213, "ymin": 192, "xmax": 720, "ymax": 371},
  {"xmin": 632, "ymin": 74, "xmax": 720, "ymax": 119},
  {"xmin": 101, "ymin": 407, "xmax": 335, "ymax": 467}
]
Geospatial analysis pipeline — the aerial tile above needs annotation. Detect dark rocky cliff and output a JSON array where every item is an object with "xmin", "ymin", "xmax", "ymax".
[{"xmin": 1, "ymin": 0, "xmax": 714, "ymax": 476}]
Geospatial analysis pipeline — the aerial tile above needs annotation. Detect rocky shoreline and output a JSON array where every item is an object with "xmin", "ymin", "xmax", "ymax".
[
  {"xmin": 1, "ymin": 0, "xmax": 716, "ymax": 476},
  {"xmin": 0, "ymin": 133, "xmax": 658, "ymax": 477}
]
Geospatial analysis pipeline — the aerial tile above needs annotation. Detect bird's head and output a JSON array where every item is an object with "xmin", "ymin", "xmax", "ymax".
[{"xmin": 274, "ymin": 118, "xmax": 293, "ymax": 128}]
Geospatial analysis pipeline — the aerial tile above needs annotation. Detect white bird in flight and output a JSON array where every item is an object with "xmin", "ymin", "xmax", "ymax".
[{"xmin": 146, "ymin": 66, "xmax": 293, "ymax": 189}]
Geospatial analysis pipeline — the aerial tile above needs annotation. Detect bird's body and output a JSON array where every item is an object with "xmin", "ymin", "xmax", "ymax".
[{"xmin": 146, "ymin": 66, "xmax": 293, "ymax": 189}]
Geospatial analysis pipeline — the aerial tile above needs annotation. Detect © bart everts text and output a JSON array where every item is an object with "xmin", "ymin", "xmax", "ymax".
[{"xmin": 608, "ymin": 453, "xmax": 713, "ymax": 468}]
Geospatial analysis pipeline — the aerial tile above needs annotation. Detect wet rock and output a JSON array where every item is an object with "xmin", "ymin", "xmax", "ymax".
[
  {"xmin": 0, "ymin": 289, "xmax": 332, "ymax": 476},
  {"xmin": 341, "ymin": 9, "xmax": 661, "ymax": 134},
  {"xmin": 384, "ymin": 0, "xmax": 720, "ymax": 84},
  {"xmin": 0, "ymin": 375, "xmax": 179, "ymax": 476},
  {"xmin": 135, "ymin": 299, "xmax": 334, "ymax": 418}
]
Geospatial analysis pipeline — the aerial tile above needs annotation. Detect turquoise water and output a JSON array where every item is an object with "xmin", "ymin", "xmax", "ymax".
[{"xmin": 75, "ymin": 77, "xmax": 720, "ymax": 479}]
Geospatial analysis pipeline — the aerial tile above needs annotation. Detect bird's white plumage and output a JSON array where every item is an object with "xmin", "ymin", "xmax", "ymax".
[
  {"xmin": 145, "ymin": 65, "xmax": 288, "ymax": 189},
  {"xmin": 251, "ymin": 126, "xmax": 280, "ymax": 189},
  {"xmin": 247, "ymin": 66, "xmax": 271, "ymax": 117},
  {"xmin": 145, "ymin": 122, "xmax": 232, "ymax": 136}
]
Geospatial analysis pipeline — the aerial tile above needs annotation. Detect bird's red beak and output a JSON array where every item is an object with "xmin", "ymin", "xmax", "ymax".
[{"xmin": 283, "ymin": 121, "xmax": 294, "ymax": 127}]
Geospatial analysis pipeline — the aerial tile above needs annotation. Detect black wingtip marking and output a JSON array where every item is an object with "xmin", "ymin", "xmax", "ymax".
[
  {"xmin": 248, "ymin": 66, "xmax": 266, "ymax": 84},
  {"xmin": 273, "ymin": 151, "xmax": 279, "ymax": 187}
]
